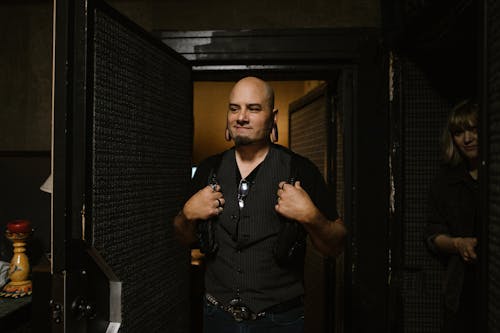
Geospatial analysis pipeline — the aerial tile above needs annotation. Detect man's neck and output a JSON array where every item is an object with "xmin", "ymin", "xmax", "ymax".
[{"xmin": 235, "ymin": 141, "xmax": 271, "ymax": 178}]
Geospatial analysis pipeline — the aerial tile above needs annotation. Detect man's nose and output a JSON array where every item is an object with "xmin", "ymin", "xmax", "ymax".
[{"xmin": 237, "ymin": 108, "xmax": 249, "ymax": 122}]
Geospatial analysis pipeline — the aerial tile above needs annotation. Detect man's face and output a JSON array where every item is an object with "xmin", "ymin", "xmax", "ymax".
[{"xmin": 227, "ymin": 78, "xmax": 275, "ymax": 146}]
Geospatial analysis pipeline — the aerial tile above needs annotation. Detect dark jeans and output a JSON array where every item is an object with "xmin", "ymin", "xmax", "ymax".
[
  {"xmin": 442, "ymin": 304, "xmax": 476, "ymax": 333},
  {"xmin": 442, "ymin": 273, "xmax": 478, "ymax": 333},
  {"xmin": 203, "ymin": 301, "xmax": 304, "ymax": 333}
]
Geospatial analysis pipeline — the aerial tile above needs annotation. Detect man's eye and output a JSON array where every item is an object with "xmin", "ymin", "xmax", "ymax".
[{"xmin": 249, "ymin": 107, "xmax": 261, "ymax": 112}]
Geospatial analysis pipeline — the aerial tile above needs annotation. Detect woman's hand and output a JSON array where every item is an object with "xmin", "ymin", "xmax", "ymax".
[{"xmin": 453, "ymin": 237, "xmax": 478, "ymax": 263}]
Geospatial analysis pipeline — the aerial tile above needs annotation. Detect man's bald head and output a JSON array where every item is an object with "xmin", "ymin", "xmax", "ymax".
[{"xmin": 230, "ymin": 76, "xmax": 275, "ymax": 111}]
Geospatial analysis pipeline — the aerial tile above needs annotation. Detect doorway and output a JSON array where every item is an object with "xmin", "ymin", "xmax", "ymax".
[
  {"xmin": 159, "ymin": 28, "xmax": 389, "ymax": 332},
  {"xmin": 190, "ymin": 80, "xmax": 343, "ymax": 333}
]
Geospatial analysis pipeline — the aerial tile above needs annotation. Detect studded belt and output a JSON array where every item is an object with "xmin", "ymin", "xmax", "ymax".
[
  {"xmin": 205, "ymin": 293, "xmax": 303, "ymax": 322},
  {"xmin": 206, "ymin": 294, "xmax": 265, "ymax": 321}
]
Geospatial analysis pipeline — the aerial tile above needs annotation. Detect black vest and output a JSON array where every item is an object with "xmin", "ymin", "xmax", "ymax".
[{"xmin": 204, "ymin": 145, "xmax": 305, "ymax": 313}]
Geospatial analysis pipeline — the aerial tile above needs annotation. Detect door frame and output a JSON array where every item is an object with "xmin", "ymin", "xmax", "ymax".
[{"xmin": 158, "ymin": 28, "xmax": 390, "ymax": 333}]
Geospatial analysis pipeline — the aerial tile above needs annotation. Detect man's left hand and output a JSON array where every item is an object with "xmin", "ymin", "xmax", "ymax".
[{"xmin": 275, "ymin": 181, "xmax": 318, "ymax": 224}]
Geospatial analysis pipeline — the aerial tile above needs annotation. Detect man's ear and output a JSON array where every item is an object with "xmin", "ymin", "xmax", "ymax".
[
  {"xmin": 271, "ymin": 109, "xmax": 279, "ymax": 142},
  {"xmin": 271, "ymin": 123, "xmax": 279, "ymax": 142},
  {"xmin": 273, "ymin": 109, "xmax": 279, "ymax": 121}
]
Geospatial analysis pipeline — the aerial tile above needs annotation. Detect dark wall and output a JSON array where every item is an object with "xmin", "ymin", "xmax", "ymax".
[
  {"xmin": 381, "ymin": 0, "xmax": 478, "ymax": 104},
  {"xmin": 0, "ymin": 2, "xmax": 52, "ymax": 152},
  {"xmin": 106, "ymin": 0, "xmax": 380, "ymax": 31},
  {"xmin": 0, "ymin": 1, "xmax": 52, "ymax": 263}
]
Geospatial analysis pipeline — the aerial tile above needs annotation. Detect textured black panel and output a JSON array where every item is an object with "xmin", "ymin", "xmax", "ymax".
[
  {"xmin": 289, "ymin": 88, "xmax": 329, "ymax": 333},
  {"xmin": 399, "ymin": 57, "xmax": 451, "ymax": 333},
  {"xmin": 487, "ymin": 0, "xmax": 500, "ymax": 331},
  {"xmin": 334, "ymin": 80, "xmax": 345, "ymax": 333},
  {"xmin": 335, "ymin": 94, "xmax": 345, "ymax": 218},
  {"xmin": 290, "ymin": 96, "xmax": 328, "ymax": 178},
  {"xmin": 92, "ymin": 8, "xmax": 191, "ymax": 333}
]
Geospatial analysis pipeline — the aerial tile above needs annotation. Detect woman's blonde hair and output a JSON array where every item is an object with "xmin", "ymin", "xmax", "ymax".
[{"xmin": 441, "ymin": 100, "xmax": 479, "ymax": 165}]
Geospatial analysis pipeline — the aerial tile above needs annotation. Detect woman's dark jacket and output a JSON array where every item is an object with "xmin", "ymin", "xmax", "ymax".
[{"xmin": 425, "ymin": 163, "xmax": 478, "ymax": 312}]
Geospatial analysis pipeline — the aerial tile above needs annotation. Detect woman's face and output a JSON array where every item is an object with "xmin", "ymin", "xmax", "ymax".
[{"xmin": 452, "ymin": 123, "xmax": 478, "ymax": 162}]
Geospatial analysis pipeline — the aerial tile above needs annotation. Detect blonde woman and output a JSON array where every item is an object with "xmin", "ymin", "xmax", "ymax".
[{"xmin": 425, "ymin": 100, "xmax": 479, "ymax": 333}]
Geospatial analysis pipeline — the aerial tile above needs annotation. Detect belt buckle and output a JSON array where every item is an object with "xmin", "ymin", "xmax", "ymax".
[
  {"xmin": 227, "ymin": 299, "xmax": 257, "ymax": 322},
  {"xmin": 228, "ymin": 304, "xmax": 252, "ymax": 322}
]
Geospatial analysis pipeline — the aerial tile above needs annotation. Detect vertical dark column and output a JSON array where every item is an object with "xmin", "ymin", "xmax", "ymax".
[
  {"xmin": 392, "ymin": 56, "xmax": 451, "ymax": 333},
  {"xmin": 350, "ymin": 37, "xmax": 389, "ymax": 333},
  {"xmin": 484, "ymin": 0, "xmax": 500, "ymax": 332}
]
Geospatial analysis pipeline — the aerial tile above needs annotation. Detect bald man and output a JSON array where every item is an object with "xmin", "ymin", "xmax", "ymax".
[{"xmin": 174, "ymin": 76, "xmax": 346, "ymax": 332}]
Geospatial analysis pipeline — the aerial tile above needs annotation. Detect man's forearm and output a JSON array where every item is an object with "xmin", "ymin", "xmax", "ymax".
[
  {"xmin": 173, "ymin": 210, "xmax": 197, "ymax": 246},
  {"xmin": 304, "ymin": 213, "xmax": 346, "ymax": 257}
]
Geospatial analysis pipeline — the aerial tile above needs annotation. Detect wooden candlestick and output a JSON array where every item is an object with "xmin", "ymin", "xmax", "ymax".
[{"xmin": 1, "ymin": 220, "xmax": 33, "ymax": 298}]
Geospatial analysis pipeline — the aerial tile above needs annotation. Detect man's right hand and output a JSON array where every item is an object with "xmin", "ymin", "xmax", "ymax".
[{"xmin": 182, "ymin": 185, "xmax": 225, "ymax": 221}]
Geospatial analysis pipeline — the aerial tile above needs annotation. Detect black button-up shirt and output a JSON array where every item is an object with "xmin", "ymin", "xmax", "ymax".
[
  {"xmin": 191, "ymin": 144, "xmax": 339, "ymax": 312},
  {"xmin": 425, "ymin": 163, "xmax": 479, "ymax": 312}
]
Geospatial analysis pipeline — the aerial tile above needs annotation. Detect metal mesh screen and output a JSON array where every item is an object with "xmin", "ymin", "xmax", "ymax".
[
  {"xmin": 290, "ymin": 96, "xmax": 328, "ymax": 177},
  {"xmin": 487, "ymin": 0, "xmax": 500, "ymax": 331},
  {"xmin": 289, "ymin": 89, "xmax": 328, "ymax": 333},
  {"xmin": 334, "ymin": 82, "xmax": 345, "ymax": 333},
  {"xmin": 335, "ymin": 86, "xmax": 345, "ymax": 219},
  {"xmin": 92, "ymin": 8, "xmax": 192, "ymax": 333},
  {"xmin": 397, "ymin": 57, "xmax": 451, "ymax": 333}
]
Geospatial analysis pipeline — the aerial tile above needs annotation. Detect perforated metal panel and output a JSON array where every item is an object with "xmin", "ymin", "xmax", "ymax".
[
  {"xmin": 334, "ymin": 76, "xmax": 345, "ymax": 333},
  {"xmin": 289, "ymin": 85, "xmax": 330, "ymax": 333},
  {"xmin": 396, "ymin": 57, "xmax": 451, "ymax": 333},
  {"xmin": 487, "ymin": 1, "xmax": 500, "ymax": 331},
  {"xmin": 92, "ymin": 7, "xmax": 192, "ymax": 333},
  {"xmin": 290, "ymin": 95, "xmax": 329, "ymax": 177}
]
